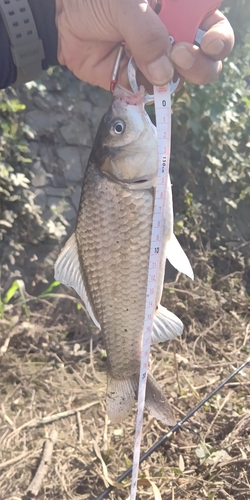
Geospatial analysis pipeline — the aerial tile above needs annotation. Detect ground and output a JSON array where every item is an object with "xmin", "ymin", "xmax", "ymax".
[
  {"xmin": 0, "ymin": 71, "xmax": 250, "ymax": 500},
  {"xmin": 1, "ymin": 254, "xmax": 249, "ymax": 500}
]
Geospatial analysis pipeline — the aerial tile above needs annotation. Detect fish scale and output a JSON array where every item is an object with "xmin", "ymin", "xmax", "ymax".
[{"xmin": 76, "ymin": 163, "xmax": 153, "ymax": 379}]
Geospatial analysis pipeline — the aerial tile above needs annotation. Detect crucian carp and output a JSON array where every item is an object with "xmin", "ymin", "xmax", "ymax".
[{"xmin": 55, "ymin": 86, "xmax": 193, "ymax": 426}]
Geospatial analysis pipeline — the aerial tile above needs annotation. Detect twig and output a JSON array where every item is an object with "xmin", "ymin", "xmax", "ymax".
[
  {"xmin": 76, "ymin": 411, "xmax": 84, "ymax": 444},
  {"xmin": 6, "ymin": 400, "xmax": 100, "ymax": 445},
  {"xmin": 0, "ymin": 451, "xmax": 31, "ymax": 471},
  {"xmin": 26, "ymin": 430, "xmax": 58, "ymax": 496},
  {"xmin": 173, "ymin": 341, "xmax": 181, "ymax": 394},
  {"xmin": 204, "ymin": 391, "xmax": 232, "ymax": 440}
]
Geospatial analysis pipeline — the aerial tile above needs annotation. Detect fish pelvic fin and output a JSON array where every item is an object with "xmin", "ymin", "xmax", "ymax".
[
  {"xmin": 166, "ymin": 234, "xmax": 194, "ymax": 280},
  {"xmin": 106, "ymin": 371, "xmax": 176, "ymax": 426},
  {"xmin": 151, "ymin": 304, "xmax": 183, "ymax": 344},
  {"xmin": 145, "ymin": 372, "xmax": 176, "ymax": 426},
  {"xmin": 54, "ymin": 233, "xmax": 101, "ymax": 329}
]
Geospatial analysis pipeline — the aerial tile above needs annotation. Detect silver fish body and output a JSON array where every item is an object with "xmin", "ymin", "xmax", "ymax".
[{"xmin": 55, "ymin": 86, "xmax": 193, "ymax": 425}]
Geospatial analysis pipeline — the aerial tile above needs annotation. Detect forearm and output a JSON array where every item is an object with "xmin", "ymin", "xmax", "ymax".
[{"xmin": 0, "ymin": 0, "xmax": 58, "ymax": 89}]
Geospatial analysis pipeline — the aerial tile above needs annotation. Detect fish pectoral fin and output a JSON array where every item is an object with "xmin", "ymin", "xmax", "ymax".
[
  {"xmin": 54, "ymin": 233, "xmax": 101, "ymax": 329},
  {"xmin": 166, "ymin": 234, "xmax": 194, "ymax": 280},
  {"xmin": 145, "ymin": 372, "xmax": 176, "ymax": 426},
  {"xmin": 106, "ymin": 374, "xmax": 137, "ymax": 423},
  {"xmin": 151, "ymin": 304, "xmax": 183, "ymax": 344}
]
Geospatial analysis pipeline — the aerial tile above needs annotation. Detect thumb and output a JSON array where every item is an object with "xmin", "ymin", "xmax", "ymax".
[{"xmin": 115, "ymin": 0, "xmax": 174, "ymax": 86}]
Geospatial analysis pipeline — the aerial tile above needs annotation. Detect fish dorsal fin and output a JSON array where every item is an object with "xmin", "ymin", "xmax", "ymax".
[
  {"xmin": 166, "ymin": 234, "xmax": 194, "ymax": 280},
  {"xmin": 151, "ymin": 304, "xmax": 183, "ymax": 344},
  {"xmin": 54, "ymin": 233, "xmax": 101, "ymax": 329}
]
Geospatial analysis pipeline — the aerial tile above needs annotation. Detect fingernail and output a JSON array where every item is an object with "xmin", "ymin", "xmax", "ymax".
[
  {"xmin": 171, "ymin": 46, "xmax": 196, "ymax": 70},
  {"xmin": 147, "ymin": 55, "xmax": 174, "ymax": 85},
  {"xmin": 204, "ymin": 39, "xmax": 225, "ymax": 55}
]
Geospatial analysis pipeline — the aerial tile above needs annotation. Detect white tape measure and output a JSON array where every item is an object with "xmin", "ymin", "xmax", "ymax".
[{"xmin": 130, "ymin": 84, "xmax": 172, "ymax": 499}]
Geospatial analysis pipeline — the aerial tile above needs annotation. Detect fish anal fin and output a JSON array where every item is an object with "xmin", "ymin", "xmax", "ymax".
[
  {"xmin": 54, "ymin": 233, "xmax": 100, "ymax": 329},
  {"xmin": 151, "ymin": 304, "xmax": 183, "ymax": 344}
]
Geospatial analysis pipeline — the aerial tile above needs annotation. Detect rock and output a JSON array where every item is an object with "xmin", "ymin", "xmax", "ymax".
[
  {"xmin": 60, "ymin": 118, "xmax": 92, "ymax": 146},
  {"xmin": 47, "ymin": 196, "xmax": 62, "ymax": 209},
  {"xmin": 33, "ymin": 95, "xmax": 51, "ymax": 111},
  {"xmin": 34, "ymin": 93, "xmax": 61, "ymax": 110},
  {"xmin": 28, "ymin": 141, "xmax": 39, "ymax": 159},
  {"xmin": 90, "ymin": 106, "xmax": 107, "ymax": 135},
  {"xmin": 79, "ymin": 148, "xmax": 91, "ymax": 175},
  {"xmin": 64, "ymin": 203, "xmax": 77, "ymax": 221},
  {"xmin": 33, "ymin": 189, "xmax": 47, "ymax": 212},
  {"xmin": 71, "ymin": 185, "xmax": 82, "ymax": 210},
  {"xmin": 39, "ymin": 144, "xmax": 53, "ymax": 167},
  {"xmin": 57, "ymin": 146, "xmax": 86, "ymax": 182},
  {"xmin": 25, "ymin": 110, "xmax": 67, "ymax": 135},
  {"xmin": 31, "ymin": 161, "xmax": 48, "ymax": 187},
  {"xmin": 75, "ymin": 100, "xmax": 92, "ymax": 116},
  {"xmin": 88, "ymin": 87, "xmax": 111, "ymax": 108},
  {"xmin": 45, "ymin": 186, "xmax": 70, "ymax": 197}
]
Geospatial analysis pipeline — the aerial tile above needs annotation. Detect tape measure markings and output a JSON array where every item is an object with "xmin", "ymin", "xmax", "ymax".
[{"xmin": 130, "ymin": 85, "xmax": 171, "ymax": 499}]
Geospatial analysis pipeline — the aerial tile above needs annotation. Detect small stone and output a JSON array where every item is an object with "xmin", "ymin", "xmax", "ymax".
[{"xmin": 31, "ymin": 161, "xmax": 47, "ymax": 187}]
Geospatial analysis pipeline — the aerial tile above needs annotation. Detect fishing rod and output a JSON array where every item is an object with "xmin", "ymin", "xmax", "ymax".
[{"xmin": 95, "ymin": 357, "xmax": 250, "ymax": 500}]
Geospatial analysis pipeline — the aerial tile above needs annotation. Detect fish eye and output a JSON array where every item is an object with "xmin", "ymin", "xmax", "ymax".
[{"xmin": 111, "ymin": 119, "xmax": 125, "ymax": 135}]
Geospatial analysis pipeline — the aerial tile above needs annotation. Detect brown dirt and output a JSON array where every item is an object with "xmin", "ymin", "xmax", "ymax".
[{"xmin": 0, "ymin": 250, "xmax": 249, "ymax": 500}]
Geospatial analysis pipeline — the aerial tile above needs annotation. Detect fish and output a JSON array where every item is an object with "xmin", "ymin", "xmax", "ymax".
[{"xmin": 55, "ymin": 85, "xmax": 193, "ymax": 426}]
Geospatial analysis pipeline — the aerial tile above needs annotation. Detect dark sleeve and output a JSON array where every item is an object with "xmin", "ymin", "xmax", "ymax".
[{"xmin": 0, "ymin": 0, "xmax": 58, "ymax": 89}]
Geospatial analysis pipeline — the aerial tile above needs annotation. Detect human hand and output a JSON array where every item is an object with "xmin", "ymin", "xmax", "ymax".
[{"xmin": 55, "ymin": 0, "xmax": 235, "ymax": 91}]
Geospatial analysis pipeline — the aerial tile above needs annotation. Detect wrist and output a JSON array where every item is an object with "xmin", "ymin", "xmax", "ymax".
[
  {"xmin": 0, "ymin": 0, "xmax": 58, "ymax": 88},
  {"xmin": 28, "ymin": 0, "xmax": 58, "ymax": 70}
]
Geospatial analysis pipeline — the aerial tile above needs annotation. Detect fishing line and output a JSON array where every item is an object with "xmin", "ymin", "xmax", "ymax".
[{"xmin": 95, "ymin": 357, "xmax": 250, "ymax": 500}]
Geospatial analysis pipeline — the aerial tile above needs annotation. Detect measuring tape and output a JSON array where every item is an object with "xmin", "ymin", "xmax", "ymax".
[{"xmin": 130, "ymin": 84, "xmax": 171, "ymax": 499}]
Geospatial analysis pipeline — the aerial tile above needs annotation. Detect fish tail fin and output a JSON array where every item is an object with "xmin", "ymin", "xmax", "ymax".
[
  {"xmin": 106, "ymin": 372, "xmax": 175, "ymax": 427},
  {"xmin": 106, "ymin": 374, "xmax": 137, "ymax": 423},
  {"xmin": 145, "ymin": 372, "xmax": 176, "ymax": 426}
]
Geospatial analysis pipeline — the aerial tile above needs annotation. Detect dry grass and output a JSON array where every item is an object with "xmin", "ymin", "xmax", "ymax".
[{"xmin": 0, "ymin": 253, "xmax": 250, "ymax": 500}]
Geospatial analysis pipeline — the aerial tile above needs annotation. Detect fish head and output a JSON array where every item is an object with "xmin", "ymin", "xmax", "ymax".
[{"xmin": 95, "ymin": 86, "xmax": 158, "ymax": 187}]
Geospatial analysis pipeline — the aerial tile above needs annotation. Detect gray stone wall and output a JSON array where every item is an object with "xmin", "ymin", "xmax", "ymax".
[{"xmin": 23, "ymin": 71, "xmax": 111, "ymax": 239}]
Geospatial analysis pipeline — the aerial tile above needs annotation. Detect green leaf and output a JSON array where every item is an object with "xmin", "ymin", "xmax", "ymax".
[{"xmin": 3, "ymin": 281, "xmax": 20, "ymax": 304}]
